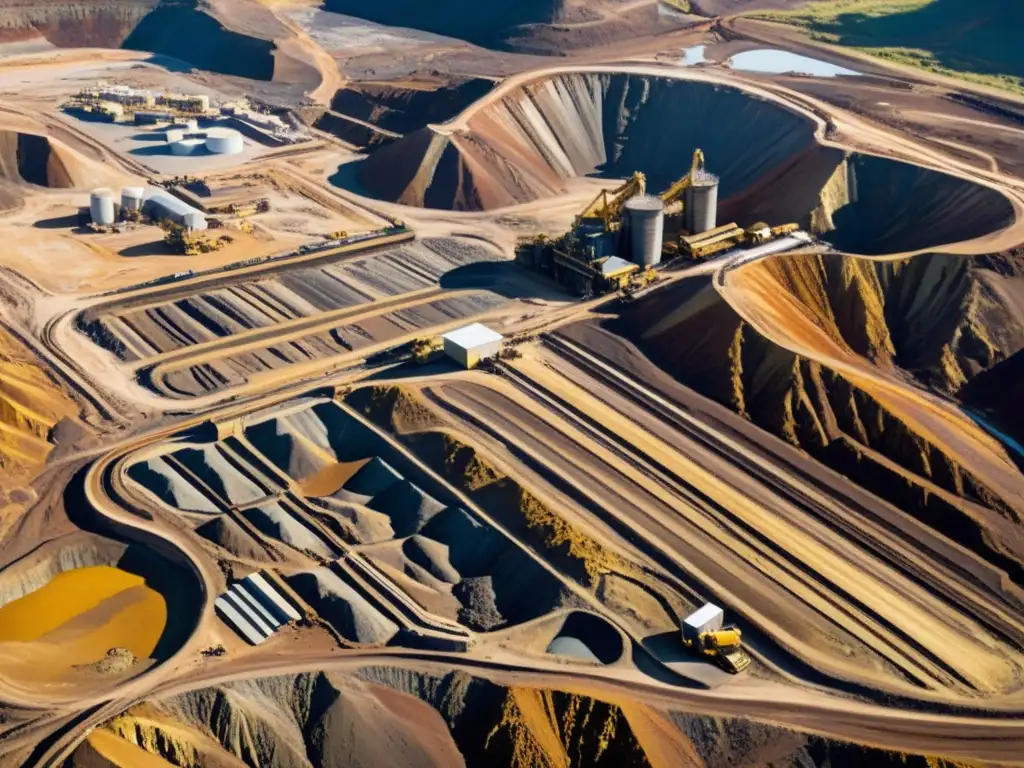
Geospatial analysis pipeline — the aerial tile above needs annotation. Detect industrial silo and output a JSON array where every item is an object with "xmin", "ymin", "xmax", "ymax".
[
  {"xmin": 624, "ymin": 195, "xmax": 664, "ymax": 266},
  {"xmin": 89, "ymin": 188, "xmax": 116, "ymax": 226},
  {"xmin": 204, "ymin": 127, "xmax": 244, "ymax": 155},
  {"xmin": 121, "ymin": 186, "xmax": 144, "ymax": 213},
  {"xmin": 170, "ymin": 138, "xmax": 206, "ymax": 156},
  {"xmin": 685, "ymin": 170, "xmax": 719, "ymax": 235}
]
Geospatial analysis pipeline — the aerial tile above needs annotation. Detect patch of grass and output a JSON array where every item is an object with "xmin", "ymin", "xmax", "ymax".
[{"xmin": 753, "ymin": 0, "xmax": 1024, "ymax": 96}]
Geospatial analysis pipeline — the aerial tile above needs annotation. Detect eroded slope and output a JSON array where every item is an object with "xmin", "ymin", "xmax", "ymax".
[
  {"xmin": 74, "ymin": 667, "xmax": 983, "ymax": 767},
  {"xmin": 353, "ymin": 71, "xmax": 1015, "ymax": 255},
  {"xmin": 614, "ymin": 249, "xmax": 1024, "ymax": 582}
]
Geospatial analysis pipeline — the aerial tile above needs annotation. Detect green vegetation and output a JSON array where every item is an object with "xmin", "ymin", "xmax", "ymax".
[{"xmin": 754, "ymin": 0, "xmax": 1024, "ymax": 96}]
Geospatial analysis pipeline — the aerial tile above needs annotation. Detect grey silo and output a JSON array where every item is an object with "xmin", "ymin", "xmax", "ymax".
[{"xmin": 624, "ymin": 195, "xmax": 664, "ymax": 266}]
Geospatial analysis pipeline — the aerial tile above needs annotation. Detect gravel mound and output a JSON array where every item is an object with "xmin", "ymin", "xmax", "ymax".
[
  {"xmin": 126, "ymin": 457, "xmax": 218, "ymax": 514},
  {"xmin": 345, "ymin": 457, "xmax": 402, "ymax": 497},
  {"xmin": 288, "ymin": 567, "xmax": 399, "ymax": 645},
  {"xmin": 194, "ymin": 515, "xmax": 271, "ymax": 561},
  {"xmin": 173, "ymin": 446, "xmax": 266, "ymax": 506},
  {"xmin": 367, "ymin": 481, "xmax": 446, "ymax": 537},
  {"xmin": 402, "ymin": 536, "xmax": 459, "ymax": 584},
  {"xmin": 242, "ymin": 503, "xmax": 334, "ymax": 558}
]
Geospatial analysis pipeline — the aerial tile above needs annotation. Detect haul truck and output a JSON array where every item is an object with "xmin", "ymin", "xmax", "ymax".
[{"xmin": 682, "ymin": 603, "xmax": 751, "ymax": 674}]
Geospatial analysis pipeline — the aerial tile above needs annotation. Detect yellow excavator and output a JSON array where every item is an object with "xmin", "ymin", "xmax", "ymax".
[
  {"xmin": 576, "ymin": 171, "xmax": 647, "ymax": 232},
  {"xmin": 681, "ymin": 603, "xmax": 751, "ymax": 674}
]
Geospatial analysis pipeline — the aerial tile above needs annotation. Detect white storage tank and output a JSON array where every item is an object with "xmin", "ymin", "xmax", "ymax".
[
  {"xmin": 170, "ymin": 138, "xmax": 206, "ymax": 156},
  {"xmin": 163, "ymin": 128, "xmax": 185, "ymax": 144},
  {"xmin": 183, "ymin": 211, "xmax": 208, "ymax": 231},
  {"xmin": 204, "ymin": 127, "xmax": 244, "ymax": 155},
  {"xmin": 172, "ymin": 119, "xmax": 199, "ymax": 132},
  {"xmin": 624, "ymin": 195, "xmax": 664, "ymax": 266},
  {"xmin": 685, "ymin": 170, "xmax": 720, "ymax": 235},
  {"xmin": 120, "ymin": 186, "xmax": 145, "ymax": 213},
  {"xmin": 89, "ymin": 188, "xmax": 116, "ymax": 226}
]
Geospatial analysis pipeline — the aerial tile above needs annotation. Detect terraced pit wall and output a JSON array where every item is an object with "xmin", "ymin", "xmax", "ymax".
[
  {"xmin": 75, "ymin": 666, "xmax": 984, "ymax": 767},
  {"xmin": 354, "ymin": 72, "xmax": 1015, "ymax": 255},
  {"xmin": 609, "ymin": 249, "xmax": 1024, "ymax": 583},
  {"xmin": 0, "ymin": 0, "xmax": 156, "ymax": 48}
]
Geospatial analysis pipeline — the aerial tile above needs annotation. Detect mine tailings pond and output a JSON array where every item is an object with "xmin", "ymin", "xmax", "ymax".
[{"xmin": 728, "ymin": 49, "xmax": 861, "ymax": 77}]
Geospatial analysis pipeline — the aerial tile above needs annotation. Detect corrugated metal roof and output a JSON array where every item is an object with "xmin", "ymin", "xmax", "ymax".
[
  {"xmin": 143, "ymin": 187, "xmax": 203, "ymax": 218},
  {"xmin": 245, "ymin": 572, "xmax": 301, "ymax": 622}
]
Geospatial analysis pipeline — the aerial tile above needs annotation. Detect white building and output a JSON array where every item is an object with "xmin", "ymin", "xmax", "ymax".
[{"xmin": 442, "ymin": 323, "xmax": 503, "ymax": 369}]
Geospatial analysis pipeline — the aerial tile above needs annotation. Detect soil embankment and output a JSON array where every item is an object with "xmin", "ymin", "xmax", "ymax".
[
  {"xmin": 0, "ymin": 326, "xmax": 78, "ymax": 488},
  {"xmin": 352, "ymin": 71, "xmax": 1015, "ymax": 255},
  {"xmin": 611, "ymin": 247, "xmax": 1024, "ymax": 582},
  {"xmin": 0, "ymin": 0, "xmax": 156, "ymax": 48},
  {"xmin": 72, "ymin": 666, "xmax": 984, "ymax": 767}
]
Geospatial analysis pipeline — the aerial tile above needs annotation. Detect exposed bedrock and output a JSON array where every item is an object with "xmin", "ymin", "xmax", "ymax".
[
  {"xmin": 354, "ymin": 72, "xmax": 1014, "ymax": 254},
  {"xmin": 0, "ymin": 0, "xmax": 281, "ymax": 80},
  {"xmin": 321, "ymin": 0, "xmax": 562, "ymax": 50},
  {"xmin": 608, "ymin": 248, "xmax": 1024, "ymax": 583},
  {"xmin": 123, "ymin": 0, "xmax": 276, "ymax": 81},
  {"xmin": 0, "ymin": 131, "xmax": 76, "ymax": 188},
  {"xmin": 78, "ymin": 666, "xmax": 985, "ymax": 767},
  {"xmin": 0, "ymin": 0, "xmax": 156, "ymax": 47}
]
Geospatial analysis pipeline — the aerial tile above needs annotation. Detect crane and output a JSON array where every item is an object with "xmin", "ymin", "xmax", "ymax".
[
  {"xmin": 576, "ymin": 171, "xmax": 647, "ymax": 232},
  {"xmin": 660, "ymin": 147, "xmax": 706, "ymax": 206}
]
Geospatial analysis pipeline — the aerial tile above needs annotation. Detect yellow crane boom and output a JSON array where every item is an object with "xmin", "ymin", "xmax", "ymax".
[
  {"xmin": 577, "ymin": 171, "xmax": 647, "ymax": 231},
  {"xmin": 660, "ymin": 147, "xmax": 706, "ymax": 205}
]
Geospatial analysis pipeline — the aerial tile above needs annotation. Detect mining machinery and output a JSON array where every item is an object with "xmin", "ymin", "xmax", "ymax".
[
  {"xmin": 660, "ymin": 148, "xmax": 706, "ymax": 208},
  {"xmin": 687, "ymin": 626, "xmax": 752, "ymax": 674},
  {"xmin": 682, "ymin": 603, "xmax": 751, "ymax": 674},
  {"xmin": 575, "ymin": 171, "xmax": 647, "ymax": 232}
]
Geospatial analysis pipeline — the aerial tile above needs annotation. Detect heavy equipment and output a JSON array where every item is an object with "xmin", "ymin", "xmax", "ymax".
[
  {"xmin": 575, "ymin": 171, "xmax": 647, "ymax": 232},
  {"xmin": 660, "ymin": 148, "xmax": 705, "ymax": 208},
  {"xmin": 681, "ymin": 603, "xmax": 751, "ymax": 674}
]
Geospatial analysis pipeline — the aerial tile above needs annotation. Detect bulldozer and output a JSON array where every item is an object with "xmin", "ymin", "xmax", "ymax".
[{"xmin": 681, "ymin": 603, "xmax": 751, "ymax": 674}]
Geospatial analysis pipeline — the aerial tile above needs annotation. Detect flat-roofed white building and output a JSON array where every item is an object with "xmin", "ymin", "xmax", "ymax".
[{"xmin": 442, "ymin": 323, "xmax": 502, "ymax": 369}]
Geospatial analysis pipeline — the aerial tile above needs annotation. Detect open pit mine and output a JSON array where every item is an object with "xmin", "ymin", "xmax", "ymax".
[{"xmin": 1, "ymin": 1, "xmax": 1024, "ymax": 767}]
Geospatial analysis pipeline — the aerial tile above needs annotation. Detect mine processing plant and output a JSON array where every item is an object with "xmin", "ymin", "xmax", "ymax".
[{"xmin": 516, "ymin": 149, "xmax": 817, "ymax": 296}]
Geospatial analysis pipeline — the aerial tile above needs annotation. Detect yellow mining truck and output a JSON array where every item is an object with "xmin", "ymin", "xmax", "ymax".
[{"xmin": 682, "ymin": 603, "xmax": 751, "ymax": 674}]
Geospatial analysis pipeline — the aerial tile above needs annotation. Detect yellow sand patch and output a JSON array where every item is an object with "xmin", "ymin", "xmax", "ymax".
[
  {"xmin": 0, "ymin": 566, "xmax": 166, "ymax": 680},
  {"xmin": 299, "ymin": 458, "xmax": 369, "ymax": 497},
  {"xmin": 88, "ymin": 728, "xmax": 178, "ymax": 768},
  {"xmin": 0, "ymin": 566, "xmax": 149, "ymax": 641}
]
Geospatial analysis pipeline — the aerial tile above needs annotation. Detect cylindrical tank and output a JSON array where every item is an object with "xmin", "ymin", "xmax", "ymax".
[
  {"xmin": 204, "ymin": 127, "xmax": 243, "ymax": 155},
  {"xmin": 685, "ymin": 170, "xmax": 719, "ymax": 235},
  {"xmin": 120, "ymin": 186, "xmax": 145, "ymax": 212},
  {"xmin": 89, "ymin": 188, "xmax": 116, "ymax": 226},
  {"xmin": 170, "ymin": 138, "xmax": 206, "ymax": 156},
  {"xmin": 163, "ymin": 128, "xmax": 185, "ymax": 143},
  {"xmin": 624, "ymin": 195, "xmax": 664, "ymax": 266},
  {"xmin": 182, "ymin": 212, "xmax": 208, "ymax": 231},
  {"xmin": 172, "ymin": 119, "xmax": 199, "ymax": 132}
]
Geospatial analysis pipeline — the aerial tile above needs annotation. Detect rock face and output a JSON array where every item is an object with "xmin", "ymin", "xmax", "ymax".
[
  {"xmin": 609, "ymin": 248, "xmax": 1024, "ymax": 583},
  {"xmin": 0, "ymin": 131, "xmax": 76, "ymax": 188},
  {"xmin": 321, "ymin": 0, "xmax": 562, "ymax": 49},
  {"xmin": 0, "ymin": 0, "xmax": 280, "ymax": 80},
  {"xmin": 81, "ymin": 667, "xmax": 973, "ymax": 767},
  {"xmin": 0, "ymin": 0, "xmax": 156, "ymax": 48},
  {"xmin": 353, "ymin": 71, "xmax": 1015, "ymax": 255}
]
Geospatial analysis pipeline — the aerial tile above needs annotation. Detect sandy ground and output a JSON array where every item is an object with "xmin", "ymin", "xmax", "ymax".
[{"xmin": 3, "ymin": 8, "xmax": 1024, "ymax": 767}]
